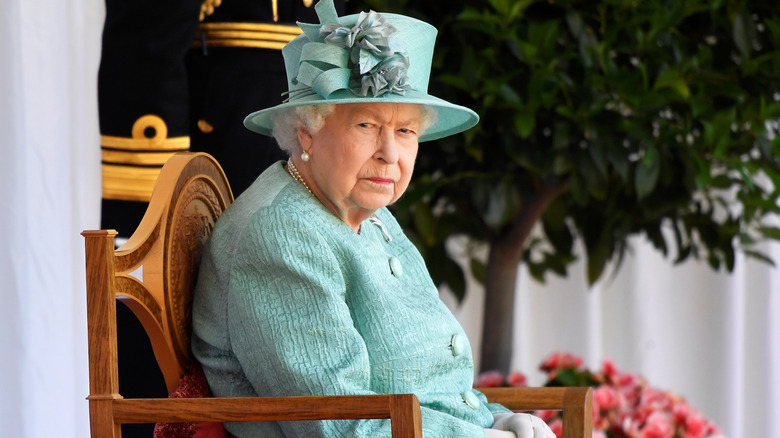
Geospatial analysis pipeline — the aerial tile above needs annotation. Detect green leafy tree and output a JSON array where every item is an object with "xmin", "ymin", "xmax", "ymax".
[{"xmin": 349, "ymin": 0, "xmax": 780, "ymax": 373}]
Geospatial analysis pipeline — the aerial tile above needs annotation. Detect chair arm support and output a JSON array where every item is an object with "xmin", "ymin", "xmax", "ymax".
[
  {"xmin": 112, "ymin": 394, "xmax": 422, "ymax": 437},
  {"xmin": 478, "ymin": 387, "xmax": 593, "ymax": 438}
]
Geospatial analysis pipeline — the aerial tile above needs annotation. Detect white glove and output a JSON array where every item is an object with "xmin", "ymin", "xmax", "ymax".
[
  {"xmin": 491, "ymin": 413, "xmax": 555, "ymax": 438},
  {"xmin": 484, "ymin": 428, "xmax": 517, "ymax": 438}
]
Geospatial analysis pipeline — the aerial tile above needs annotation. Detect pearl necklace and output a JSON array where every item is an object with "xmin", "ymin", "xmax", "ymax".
[{"xmin": 286, "ymin": 159, "xmax": 312, "ymax": 194}]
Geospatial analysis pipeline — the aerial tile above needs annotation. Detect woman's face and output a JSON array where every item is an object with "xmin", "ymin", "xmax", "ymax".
[{"xmin": 298, "ymin": 102, "xmax": 421, "ymax": 229}]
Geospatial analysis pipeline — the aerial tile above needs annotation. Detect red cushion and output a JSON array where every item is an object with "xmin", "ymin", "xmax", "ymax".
[{"xmin": 153, "ymin": 363, "xmax": 228, "ymax": 438}]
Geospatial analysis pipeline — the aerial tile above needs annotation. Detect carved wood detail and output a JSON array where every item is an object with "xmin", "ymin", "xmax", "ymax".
[{"xmin": 166, "ymin": 177, "xmax": 227, "ymax": 366}]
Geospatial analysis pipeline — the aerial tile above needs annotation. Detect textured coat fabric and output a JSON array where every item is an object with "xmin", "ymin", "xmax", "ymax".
[{"xmin": 191, "ymin": 162, "xmax": 508, "ymax": 437}]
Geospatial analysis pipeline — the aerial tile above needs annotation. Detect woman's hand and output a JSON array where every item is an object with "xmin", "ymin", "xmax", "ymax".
[{"xmin": 491, "ymin": 413, "xmax": 555, "ymax": 438}]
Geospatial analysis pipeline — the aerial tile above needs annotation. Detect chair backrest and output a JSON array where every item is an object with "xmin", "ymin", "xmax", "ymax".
[{"xmin": 84, "ymin": 152, "xmax": 234, "ymax": 398}]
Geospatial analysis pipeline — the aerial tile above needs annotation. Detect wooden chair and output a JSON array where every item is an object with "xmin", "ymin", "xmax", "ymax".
[{"xmin": 83, "ymin": 152, "xmax": 592, "ymax": 437}]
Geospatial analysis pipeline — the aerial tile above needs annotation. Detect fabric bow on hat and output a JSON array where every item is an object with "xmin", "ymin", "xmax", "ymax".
[{"xmin": 286, "ymin": 0, "xmax": 411, "ymax": 101}]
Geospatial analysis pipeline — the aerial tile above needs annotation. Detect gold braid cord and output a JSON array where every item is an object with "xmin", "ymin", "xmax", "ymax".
[
  {"xmin": 199, "ymin": 0, "xmax": 222, "ymax": 21},
  {"xmin": 193, "ymin": 22, "xmax": 303, "ymax": 50},
  {"xmin": 101, "ymin": 115, "xmax": 190, "ymax": 202},
  {"xmin": 201, "ymin": 1, "xmax": 314, "ymax": 23}
]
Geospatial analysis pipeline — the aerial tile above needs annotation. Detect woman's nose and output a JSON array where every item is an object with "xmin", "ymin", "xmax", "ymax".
[{"xmin": 375, "ymin": 129, "xmax": 399, "ymax": 164}]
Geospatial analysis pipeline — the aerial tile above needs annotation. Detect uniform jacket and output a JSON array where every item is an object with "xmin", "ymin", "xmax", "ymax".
[{"xmin": 191, "ymin": 162, "xmax": 508, "ymax": 437}]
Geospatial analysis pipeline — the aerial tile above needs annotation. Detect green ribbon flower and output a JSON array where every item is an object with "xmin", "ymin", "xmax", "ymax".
[
  {"xmin": 321, "ymin": 10, "xmax": 395, "ymax": 64},
  {"xmin": 289, "ymin": 1, "xmax": 411, "ymax": 100},
  {"xmin": 359, "ymin": 53, "xmax": 410, "ymax": 97}
]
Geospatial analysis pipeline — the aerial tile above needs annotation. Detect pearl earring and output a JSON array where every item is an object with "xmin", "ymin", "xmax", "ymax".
[{"xmin": 301, "ymin": 151, "xmax": 311, "ymax": 162}]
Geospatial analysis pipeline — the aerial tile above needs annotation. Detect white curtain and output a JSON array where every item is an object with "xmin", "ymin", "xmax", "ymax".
[
  {"xmin": 0, "ymin": 0, "xmax": 103, "ymax": 436},
  {"xmin": 447, "ymin": 234, "xmax": 780, "ymax": 438},
  {"xmin": 1, "ymin": 1, "xmax": 777, "ymax": 437}
]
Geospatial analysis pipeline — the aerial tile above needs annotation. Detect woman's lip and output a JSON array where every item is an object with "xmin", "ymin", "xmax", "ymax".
[{"xmin": 366, "ymin": 177, "xmax": 394, "ymax": 185}]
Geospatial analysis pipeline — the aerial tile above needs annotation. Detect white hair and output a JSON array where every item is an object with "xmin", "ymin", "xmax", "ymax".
[
  {"xmin": 271, "ymin": 105, "xmax": 336, "ymax": 155},
  {"xmin": 270, "ymin": 104, "xmax": 438, "ymax": 155}
]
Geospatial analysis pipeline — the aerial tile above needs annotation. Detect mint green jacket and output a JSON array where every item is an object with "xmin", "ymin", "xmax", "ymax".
[{"xmin": 191, "ymin": 162, "xmax": 508, "ymax": 437}]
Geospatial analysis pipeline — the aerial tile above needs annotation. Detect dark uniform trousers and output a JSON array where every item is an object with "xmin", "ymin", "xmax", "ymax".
[{"xmin": 97, "ymin": 1, "xmax": 344, "ymax": 436}]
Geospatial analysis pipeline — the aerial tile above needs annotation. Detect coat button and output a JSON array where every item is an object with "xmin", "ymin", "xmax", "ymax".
[
  {"xmin": 389, "ymin": 257, "xmax": 403, "ymax": 278},
  {"xmin": 461, "ymin": 390, "xmax": 480, "ymax": 410},
  {"xmin": 450, "ymin": 334, "xmax": 466, "ymax": 357}
]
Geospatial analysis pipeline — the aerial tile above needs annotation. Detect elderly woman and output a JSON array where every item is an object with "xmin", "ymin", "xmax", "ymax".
[{"xmin": 191, "ymin": 1, "xmax": 553, "ymax": 437}]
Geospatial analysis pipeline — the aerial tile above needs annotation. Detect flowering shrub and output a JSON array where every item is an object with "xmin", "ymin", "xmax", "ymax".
[{"xmin": 475, "ymin": 353, "xmax": 723, "ymax": 438}]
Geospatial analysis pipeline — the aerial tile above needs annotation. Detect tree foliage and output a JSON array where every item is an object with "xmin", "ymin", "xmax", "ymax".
[{"xmin": 349, "ymin": 0, "xmax": 780, "ymax": 371}]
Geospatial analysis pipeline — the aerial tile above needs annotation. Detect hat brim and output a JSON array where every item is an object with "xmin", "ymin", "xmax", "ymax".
[{"xmin": 243, "ymin": 89, "xmax": 479, "ymax": 143}]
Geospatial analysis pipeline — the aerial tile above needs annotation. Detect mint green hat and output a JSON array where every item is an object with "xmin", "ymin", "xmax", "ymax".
[{"xmin": 243, "ymin": 0, "xmax": 479, "ymax": 142}]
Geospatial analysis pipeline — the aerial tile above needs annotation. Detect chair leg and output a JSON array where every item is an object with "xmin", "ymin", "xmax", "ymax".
[
  {"xmin": 561, "ymin": 387, "xmax": 593, "ymax": 438},
  {"xmin": 389, "ymin": 394, "xmax": 423, "ymax": 438}
]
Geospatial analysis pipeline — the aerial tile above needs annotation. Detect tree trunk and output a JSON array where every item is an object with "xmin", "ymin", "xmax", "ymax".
[
  {"xmin": 478, "ymin": 182, "xmax": 568, "ymax": 374},
  {"xmin": 479, "ymin": 242, "xmax": 522, "ymax": 373}
]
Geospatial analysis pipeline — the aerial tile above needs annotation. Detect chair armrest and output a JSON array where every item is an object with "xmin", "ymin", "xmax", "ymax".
[
  {"xmin": 478, "ymin": 387, "xmax": 593, "ymax": 438},
  {"xmin": 112, "ymin": 394, "xmax": 422, "ymax": 437}
]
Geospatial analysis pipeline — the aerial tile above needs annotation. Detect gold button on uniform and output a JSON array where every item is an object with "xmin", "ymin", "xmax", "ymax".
[{"xmin": 198, "ymin": 119, "xmax": 214, "ymax": 133}]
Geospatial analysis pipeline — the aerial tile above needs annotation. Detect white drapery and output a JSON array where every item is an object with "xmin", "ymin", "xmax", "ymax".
[
  {"xmin": 0, "ymin": 0, "xmax": 103, "ymax": 436},
  {"xmin": 448, "ymin": 235, "xmax": 780, "ymax": 438},
  {"xmin": 1, "ymin": 1, "xmax": 777, "ymax": 437}
]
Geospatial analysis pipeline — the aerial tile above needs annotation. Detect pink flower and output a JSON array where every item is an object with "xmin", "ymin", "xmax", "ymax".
[
  {"xmin": 616, "ymin": 372, "xmax": 639, "ymax": 388},
  {"xmin": 547, "ymin": 418, "xmax": 563, "ymax": 438},
  {"xmin": 475, "ymin": 370, "xmax": 504, "ymax": 388},
  {"xmin": 622, "ymin": 416, "xmax": 641, "ymax": 436},
  {"xmin": 540, "ymin": 352, "xmax": 584, "ymax": 374},
  {"xmin": 593, "ymin": 414, "xmax": 611, "ymax": 432},
  {"xmin": 495, "ymin": 354, "xmax": 723, "ymax": 438},
  {"xmin": 640, "ymin": 412, "xmax": 675, "ymax": 438},
  {"xmin": 672, "ymin": 401, "xmax": 693, "ymax": 423},
  {"xmin": 534, "ymin": 410, "xmax": 559, "ymax": 423},
  {"xmin": 593, "ymin": 386, "xmax": 621, "ymax": 411},
  {"xmin": 704, "ymin": 423, "xmax": 723, "ymax": 436},
  {"xmin": 682, "ymin": 411, "xmax": 708, "ymax": 438},
  {"xmin": 507, "ymin": 372, "xmax": 527, "ymax": 387},
  {"xmin": 602, "ymin": 358, "xmax": 620, "ymax": 381}
]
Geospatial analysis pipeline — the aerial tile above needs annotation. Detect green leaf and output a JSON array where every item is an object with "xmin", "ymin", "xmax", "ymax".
[
  {"xmin": 635, "ymin": 146, "xmax": 661, "ymax": 199},
  {"xmin": 723, "ymin": 243, "xmax": 736, "ymax": 272},
  {"xmin": 542, "ymin": 198, "xmax": 574, "ymax": 255},
  {"xmin": 588, "ymin": 136, "xmax": 609, "ymax": 177},
  {"xmin": 500, "ymin": 83, "xmax": 522, "ymax": 104},
  {"xmin": 457, "ymin": 7, "xmax": 487, "ymax": 21},
  {"xmin": 548, "ymin": 368, "xmax": 580, "ymax": 386},
  {"xmin": 514, "ymin": 111, "xmax": 536, "ymax": 138},
  {"xmin": 442, "ymin": 257, "xmax": 466, "ymax": 302},
  {"xmin": 412, "ymin": 205, "xmax": 438, "ymax": 247},
  {"xmin": 674, "ymin": 245, "xmax": 692, "ymax": 265},
  {"xmin": 758, "ymin": 226, "xmax": 780, "ymax": 241},
  {"xmin": 653, "ymin": 69, "xmax": 690, "ymax": 100},
  {"xmin": 470, "ymin": 258, "xmax": 486, "ymax": 285},
  {"xmin": 733, "ymin": 10, "xmax": 755, "ymax": 59},
  {"xmin": 586, "ymin": 232, "xmax": 612, "ymax": 285},
  {"xmin": 743, "ymin": 249, "xmax": 776, "ymax": 267},
  {"xmin": 569, "ymin": 172, "xmax": 588, "ymax": 205},
  {"xmin": 646, "ymin": 223, "xmax": 668, "ymax": 257}
]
